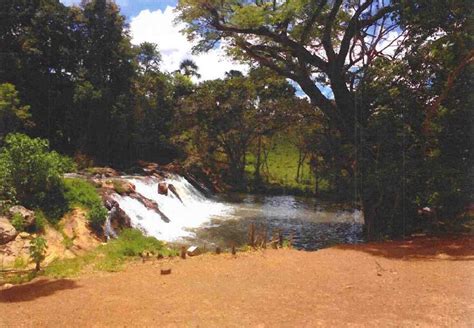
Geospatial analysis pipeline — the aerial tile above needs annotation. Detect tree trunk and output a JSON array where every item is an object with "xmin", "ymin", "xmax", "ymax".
[
  {"xmin": 254, "ymin": 135, "xmax": 262, "ymax": 184},
  {"xmin": 362, "ymin": 198, "xmax": 377, "ymax": 241}
]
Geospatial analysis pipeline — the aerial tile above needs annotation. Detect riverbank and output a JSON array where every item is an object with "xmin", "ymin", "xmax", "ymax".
[{"xmin": 1, "ymin": 234, "xmax": 472, "ymax": 327}]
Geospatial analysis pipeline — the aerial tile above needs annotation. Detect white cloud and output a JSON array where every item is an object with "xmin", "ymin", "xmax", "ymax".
[
  {"xmin": 130, "ymin": 6, "xmax": 248, "ymax": 81},
  {"xmin": 60, "ymin": 0, "xmax": 129, "ymax": 7}
]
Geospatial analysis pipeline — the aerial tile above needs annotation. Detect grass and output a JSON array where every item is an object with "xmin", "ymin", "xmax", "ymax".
[
  {"xmin": 63, "ymin": 178, "xmax": 104, "ymax": 210},
  {"xmin": 63, "ymin": 178, "xmax": 107, "ymax": 232},
  {"xmin": 245, "ymin": 133, "xmax": 329, "ymax": 193},
  {"xmin": 44, "ymin": 229, "xmax": 177, "ymax": 278}
]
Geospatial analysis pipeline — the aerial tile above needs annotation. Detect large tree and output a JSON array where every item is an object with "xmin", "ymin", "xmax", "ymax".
[
  {"xmin": 177, "ymin": 0, "xmax": 401, "ymax": 135},
  {"xmin": 176, "ymin": 0, "xmax": 472, "ymax": 238}
]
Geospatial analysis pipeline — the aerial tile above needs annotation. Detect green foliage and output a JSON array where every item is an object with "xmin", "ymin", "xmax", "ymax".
[
  {"xmin": 178, "ymin": 68, "xmax": 302, "ymax": 186},
  {"xmin": 0, "ymin": 83, "xmax": 31, "ymax": 138},
  {"xmin": 64, "ymin": 178, "xmax": 102, "ymax": 209},
  {"xmin": 29, "ymin": 236, "xmax": 48, "ymax": 271},
  {"xmin": 4, "ymin": 271, "xmax": 37, "ymax": 285},
  {"xmin": 13, "ymin": 256, "xmax": 28, "ymax": 269},
  {"xmin": 63, "ymin": 178, "xmax": 107, "ymax": 232},
  {"xmin": 44, "ymin": 254, "xmax": 93, "ymax": 278},
  {"xmin": 0, "ymin": 133, "xmax": 75, "ymax": 221},
  {"xmin": 95, "ymin": 229, "xmax": 170, "ymax": 271},
  {"xmin": 87, "ymin": 204, "xmax": 108, "ymax": 233},
  {"xmin": 10, "ymin": 213, "xmax": 25, "ymax": 232},
  {"xmin": 34, "ymin": 210, "xmax": 47, "ymax": 233},
  {"xmin": 245, "ymin": 133, "xmax": 328, "ymax": 193},
  {"xmin": 112, "ymin": 180, "xmax": 127, "ymax": 195}
]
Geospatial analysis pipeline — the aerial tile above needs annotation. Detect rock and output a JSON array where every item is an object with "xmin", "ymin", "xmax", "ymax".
[
  {"xmin": 168, "ymin": 184, "xmax": 184, "ymax": 204},
  {"xmin": 160, "ymin": 268, "xmax": 172, "ymax": 275},
  {"xmin": 59, "ymin": 208, "xmax": 101, "ymax": 254},
  {"xmin": 9, "ymin": 205, "xmax": 35, "ymax": 228},
  {"xmin": 0, "ymin": 217, "xmax": 17, "ymax": 244},
  {"xmin": 187, "ymin": 246, "xmax": 200, "ymax": 256},
  {"xmin": 43, "ymin": 225, "xmax": 75, "ymax": 265},
  {"xmin": 0, "ymin": 233, "xmax": 31, "ymax": 266},
  {"xmin": 112, "ymin": 180, "xmax": 136, "ymax": 195},
  {"xmin": 158, "ymin": 182, "xmax": 168, "ymax": 195},
  {"xmin": 18, "ymin": 232, "xmax": 32, "ymax": 239},
  {"xmin": 86, "ymin": 167, "xmax": 120, "ymax": 177},
  {"xmin": 109, "ymin": 206, "xmax": 132, "ymax": 233}
]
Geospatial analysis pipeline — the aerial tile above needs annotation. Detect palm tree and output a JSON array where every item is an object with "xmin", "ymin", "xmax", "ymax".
[{"xmin": 178, "ymin": 59, "xmax": 201, "ymax": 78}]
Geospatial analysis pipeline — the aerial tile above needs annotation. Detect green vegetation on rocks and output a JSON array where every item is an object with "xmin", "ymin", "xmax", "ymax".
[
  {"xmin": 63, "ymin": 178, "xmax": 108, "ymax": 232},
  {"xmin": 45, "ymin": 229, "xmax": 177, "ymax": 277}
]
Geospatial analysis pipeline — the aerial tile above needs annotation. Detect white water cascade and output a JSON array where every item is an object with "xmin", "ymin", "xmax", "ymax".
[{"xmin": 112, "ymin": 175, "xmax": 231, "ymax": 242}]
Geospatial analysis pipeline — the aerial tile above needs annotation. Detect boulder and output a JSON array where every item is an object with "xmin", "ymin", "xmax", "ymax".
[
  {"xmin": 18, "ymin": 232, "xmax": 32, "ymax": 239},
  {"xmin": 59, "ymin": 208, "xmax": 101, "ymax": 254},
  {"xmin": 108, "ymin": 180, "xmax": 136, "ymax": 195},
  {"xmin": 9, "ymin": 205, "xmax": 35, "ymax": 228},
  {"xmin": 0, "ymin": 217, "xmax": 17, "ymax": 244},
  {"xmin": 168, "ymin": 184, "xmax": 184, "ymax": 204},
  {"xmin": 158, "ymin": 182, "xmax": 168, "ymax": 195},
  {"xmin": 0, "ymin": 233, "xmax": 31, "ymax": 266},
  {"xmin": 109, "ymin": 206, "xmax": 132, "ymax": 233}
]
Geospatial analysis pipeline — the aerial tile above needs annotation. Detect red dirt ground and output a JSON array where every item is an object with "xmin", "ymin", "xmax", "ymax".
[{"xmin": 1, "ymin": 235, "xmax": 473, "ymax": 327}]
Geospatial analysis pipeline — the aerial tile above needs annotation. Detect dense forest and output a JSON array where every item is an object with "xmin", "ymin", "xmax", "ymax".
[{"xmin": 0, "ymin": 0, "xmax": 472, "ymax": 240}]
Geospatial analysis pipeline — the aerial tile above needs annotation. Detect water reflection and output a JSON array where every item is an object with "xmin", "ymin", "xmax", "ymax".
[{"xmin": 185, "ymin": 194, "xmax": 364, "ymax": 251}]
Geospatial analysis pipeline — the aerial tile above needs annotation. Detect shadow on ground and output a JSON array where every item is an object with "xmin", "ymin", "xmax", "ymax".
[
  {"xmin": 0, "ymin": 279, "xmax": 80, "ymax": 303},
  {"xmin": 336, "ymin": 234, "xmax": 474, "ymax": 261}
]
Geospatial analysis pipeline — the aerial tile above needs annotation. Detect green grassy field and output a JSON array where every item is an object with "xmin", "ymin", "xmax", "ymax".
[{"xmin": 245, "ymin": 133, "xmax": 328, "ymax": 193}]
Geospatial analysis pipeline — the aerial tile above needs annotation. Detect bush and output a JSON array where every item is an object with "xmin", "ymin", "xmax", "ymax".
[
  {"xmin": 10, "ymin": 212, "xmax": 25, "ymax": 232},
  {"xmin": 87, "ymin": 204, "xmax": 108, "ymax": 232},
  {"xmin": 34, "ymin": 210, "xmax": 47, "ymax": 233},
  {"xmin": 63, "ymin": 178, "xmax": 107, "ymax": 232},
  {"xmin": 0, "ymin": 133, "xmax": 75, "ymax": 220},
  {"xmin": 29, "ymin": 236, "xmax": 48, "ymax": 271},
  {"xmin": 64, "ymin": 178, "xmax": 102, "ymax": 209}
]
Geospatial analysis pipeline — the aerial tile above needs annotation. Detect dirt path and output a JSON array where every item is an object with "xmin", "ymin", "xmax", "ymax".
[{"xmin": 1, "ymin": 235, "xmax": 473, "ymax": 327}]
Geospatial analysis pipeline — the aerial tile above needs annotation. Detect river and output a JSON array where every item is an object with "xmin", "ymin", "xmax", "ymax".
[{"xmin": 112, "ymin": 175, "xmax": 364, "ymax": 250}]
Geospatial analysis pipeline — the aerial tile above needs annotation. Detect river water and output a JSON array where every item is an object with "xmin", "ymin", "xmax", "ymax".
[{"xmin": 113, "ymin": 175, "xmax": 365, "ymax": 251}]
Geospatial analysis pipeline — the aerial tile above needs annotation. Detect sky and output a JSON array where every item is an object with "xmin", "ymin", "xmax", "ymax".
[{"xmin": 60, "ymin": 0, "xmax": 248, "ymax": 81}]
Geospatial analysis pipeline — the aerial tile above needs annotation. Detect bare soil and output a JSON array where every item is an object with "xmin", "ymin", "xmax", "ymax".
[{"xmin": 1, "ymin": 235, "xmax": 473, "ymax": 327}]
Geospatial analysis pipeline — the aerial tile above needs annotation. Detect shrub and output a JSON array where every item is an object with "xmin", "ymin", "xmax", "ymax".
[
  {"xmin": 87, "ymin": 203, "xmax": 108, "ymax": 232},
  {"xmin": 0, "ymin": 133, "xmax": 75, "ymax": 220},
  {"xmin": 10, "ymin": 212, "xmax": 25, "ymax": 232},
  {"xmin": 34, "ymin": 210, "xmax": 47, "ymax": 233},
  {"xmin": 29, "ymin": 236, "xmax": 48, "ymax": 271},
  {"xmin": 64, "ymin": 178, "xmax": 102, "ymax": 209}
]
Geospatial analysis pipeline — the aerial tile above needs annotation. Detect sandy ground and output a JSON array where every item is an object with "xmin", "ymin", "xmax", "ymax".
[{"xmin": 0, "ymin": 235, "xmax": 473, "ymax": 327}]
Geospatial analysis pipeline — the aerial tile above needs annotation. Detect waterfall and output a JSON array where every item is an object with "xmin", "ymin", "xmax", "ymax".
[{"xmin": 112, "ymin": 175, "xmax": 230, "ymax": 242}]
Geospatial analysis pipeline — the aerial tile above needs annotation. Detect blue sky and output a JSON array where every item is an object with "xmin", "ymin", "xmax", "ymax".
[
  {"xmin": 60, "ymin": 0, "xmax": 248, "ymax": 81},
  {"xmin": 58, "ymin": 0, "xmax": 333, "ymax": 98},
  {"xmin": 60, "ymin": 0, "xmax": 176, "ymax": 19}
]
